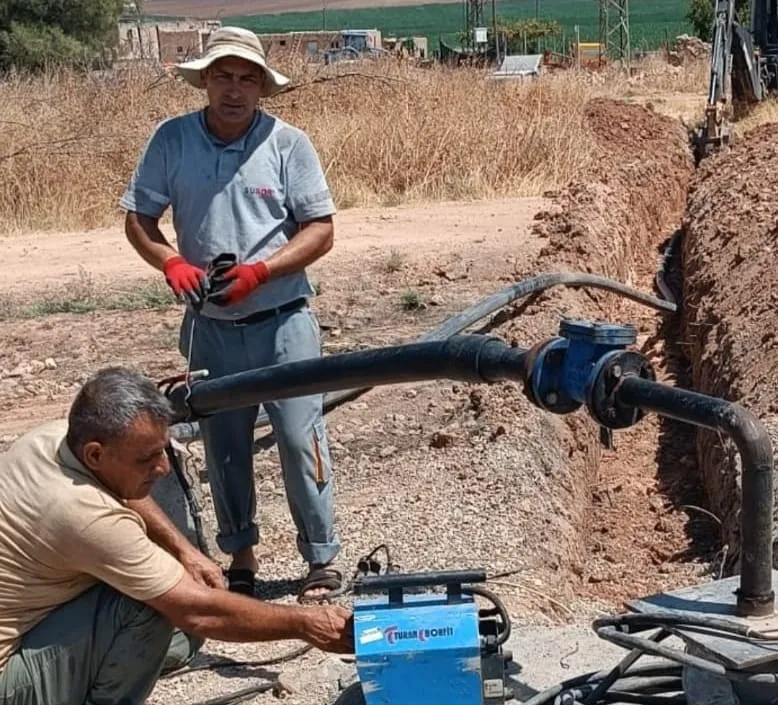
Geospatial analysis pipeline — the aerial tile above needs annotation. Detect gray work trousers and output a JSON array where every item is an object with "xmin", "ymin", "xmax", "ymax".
[
  {"xmin": 0, "ymin": 584, "xmax": 200, "ymax": 704},
  {"xmin": 179, "ymin": 303, "xmax": 340, "ymax": 566}
]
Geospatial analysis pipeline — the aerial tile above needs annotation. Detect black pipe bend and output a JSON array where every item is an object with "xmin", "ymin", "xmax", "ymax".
[{"xmin": 616, "ymin": 375, "xmax": 774, "ymax": 617}]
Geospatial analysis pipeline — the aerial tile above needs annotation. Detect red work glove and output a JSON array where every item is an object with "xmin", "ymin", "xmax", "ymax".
[
  {"xmin": 208, "ymin": 261, "xmax": 270, "ymax": 307},
  {"xmin": 163, "ymin": 255, "xmax": 209, "ymax": 309}
]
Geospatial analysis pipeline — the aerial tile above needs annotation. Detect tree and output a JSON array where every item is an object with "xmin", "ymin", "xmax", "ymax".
[
  {"xmin": 687, "ymin": 0, "xmax": 750, "ymax": 42},
  {"xmin": 497, "ymin": 18, "xmax": 562, "ymax": 55},
  {"xmin": 0, "ymin": 0, "xmax": 125, "ymax": 72}
]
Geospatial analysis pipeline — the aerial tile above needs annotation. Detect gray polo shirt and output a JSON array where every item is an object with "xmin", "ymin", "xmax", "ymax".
[{"xmin": 120, "ymin": 109, "xmax": 336, "ymax": 320}]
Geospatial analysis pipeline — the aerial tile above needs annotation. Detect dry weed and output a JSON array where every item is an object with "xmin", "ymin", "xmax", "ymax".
[
  {"xmin": 0, "ymin": 54, "xmax": 703, "ymax": 234},
  {"xmin": 734, "ymin": 97, "xmax": 778, "ymax": 135}
]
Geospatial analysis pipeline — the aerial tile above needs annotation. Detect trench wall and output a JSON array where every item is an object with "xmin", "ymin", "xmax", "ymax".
[{"xmin": 682, "ymin": 124, "xmax": 778, "ymax": 570}]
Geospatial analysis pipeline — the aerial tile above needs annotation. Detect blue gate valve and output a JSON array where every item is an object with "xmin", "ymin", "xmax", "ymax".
[{"xmin": 525, "ymin": 318, "xmax": 654, "ymax": 428}]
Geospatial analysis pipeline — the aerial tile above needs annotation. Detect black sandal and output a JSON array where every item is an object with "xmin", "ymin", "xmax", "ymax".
[
  {"xmin": 297, "ymin": 565, "xmax": 343, "ymax": 604},
  {"xmin": 224, "ymin": 568, "xmax": 256, "ymax": 596}
]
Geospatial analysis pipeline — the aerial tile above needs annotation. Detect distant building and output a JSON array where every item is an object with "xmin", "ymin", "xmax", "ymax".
[
  {"xmin": 256, "ymin": 28, "xmax": 383, "ymax": 61},
  {"xmin": 115, "ymin": 21, "xmax": 398, "ymax": 67},
  {"xmin": 117, "ymin": 18, "xmax": 222, "ymax": 65},
  {"xmin": 256, "ymin": 30, "xmax": 341, "ymax": 59},
  {"xmin": 382, "ymin": 36, "xmax": 428, "ymax": 60}
]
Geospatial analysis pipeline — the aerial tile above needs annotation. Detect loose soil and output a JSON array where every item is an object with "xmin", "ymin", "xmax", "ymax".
[
  {"xmin": 682, "ymin": 123, "xmax": 778, "ymax": 572},
  {"xmin": 0, "ymin": 98, "xmax": 717, "ymax": 705}
]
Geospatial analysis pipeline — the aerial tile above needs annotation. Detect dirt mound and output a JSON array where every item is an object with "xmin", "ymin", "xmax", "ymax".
[
  {"xmin": 682, "ymin": 123, "xmax": 778, "ymax": 569},
  {"xmin": 534, "ymin": 100, "xmax": 693, "ymax": 284},
  {"xmin": 468, "ymin": 98, "xmax": 697, "ymax": 600}
]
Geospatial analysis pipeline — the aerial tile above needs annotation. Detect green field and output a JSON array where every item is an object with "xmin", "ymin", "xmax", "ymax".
[{"xmin": 228, "ymin": 0, "xmax": 692, "ymax": 53}]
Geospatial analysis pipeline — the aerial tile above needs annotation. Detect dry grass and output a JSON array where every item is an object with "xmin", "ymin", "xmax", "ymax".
[
  {"xmin": 734, "ymin": 97, "xmax": 778, "ymax": 135},
  {"xmin": 0, "ymin": 54, "xmax": 707, "ymax": 234}
]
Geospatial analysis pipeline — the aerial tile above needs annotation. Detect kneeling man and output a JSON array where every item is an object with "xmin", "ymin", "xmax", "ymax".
[{"xmin": 0, "ymin": 366, "xmax": 352, "ymax": 704}]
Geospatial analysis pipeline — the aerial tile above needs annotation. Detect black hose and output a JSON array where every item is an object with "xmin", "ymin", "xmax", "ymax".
[
  {"xmin": 595, "ymin": 626, "xmax": 778, "ymax": 684},
  {"xmin": 584, "ymin": 629, "xmax": 672, "ymax": 703},
  {"xmin": 170, "ymin": 271, "xmax": 676, "ymax": 440},
  {"xmin": 592, "ymin": 612, "xmax": 774, "ymax": 640},
  {"xmin": 462, "ymin": 584, "xmax": 511, "ymax": 646},
  {"xmin": 520, "ymin": 664, "xmax": 683, "ymax": 705}
]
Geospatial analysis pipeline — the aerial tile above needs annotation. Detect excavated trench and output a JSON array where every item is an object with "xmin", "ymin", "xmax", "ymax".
[
  {"xmin": 168, "ymin": 97, "xmax": 764, "ymax": 619},
  {"xmin": 466, "ymin": 97, "xmax": 702, "ymax": 606},
  {"xmin": 519, "ymin": 98, "xmax": 778, "ymax": 604}
]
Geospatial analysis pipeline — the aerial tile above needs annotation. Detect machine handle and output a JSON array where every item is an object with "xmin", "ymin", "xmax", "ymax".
[{"xmin": 353, "ymin": 568, "xmax": 487, "ymax": 604}]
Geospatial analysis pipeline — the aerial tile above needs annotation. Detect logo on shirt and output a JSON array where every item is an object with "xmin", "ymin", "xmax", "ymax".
[{"xmin": 245, "ymin": 186, "xmax": 276, "ymax": 198}]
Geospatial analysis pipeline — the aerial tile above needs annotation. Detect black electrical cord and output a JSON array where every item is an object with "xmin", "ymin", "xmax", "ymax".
[
  {"xmin": 596, "ymin": 626, "xmax": 778, "ymax": 684},
  {"xmin": 462, "ymin": 584, "xmax": 512, "ymax": 646},
  {"xmin": 528, "ymin": 609, "xmax": 778, "ymax": 705},
  {"xmin": 161, "ymin": 644, "xmax": 313, "ymax": 679},
  {"xmin": 190, "ymin": 681, "xmax": 275, "ymax": 705},
  {"xmin": 593, "ymin": 612, "xmax": 775, "ymax": 641},
  {"xmin": 521, "ymin": 663, "xmax": 684, "ymax": 705}
]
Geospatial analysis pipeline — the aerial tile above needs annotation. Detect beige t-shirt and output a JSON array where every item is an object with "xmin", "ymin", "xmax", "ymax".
[{"xmin": 0, "ymin": 419, "xmax": 185, "ymax": 670}]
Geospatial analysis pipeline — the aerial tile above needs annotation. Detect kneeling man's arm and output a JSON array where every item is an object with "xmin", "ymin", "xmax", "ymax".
[
  {"xmin": 147, "ymin": 572, "xmax": 353, "ymax": 653},
  {"xmin": 62, "ymin": 507, "xmax": 353, "ymax": 654}
]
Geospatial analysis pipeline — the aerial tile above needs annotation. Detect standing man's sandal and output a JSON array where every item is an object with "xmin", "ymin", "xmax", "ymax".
[
  {"xmin": 224, "ymin": 568, "xmax": 256, "ymax": 596},
  {"xmin": 298, "ymin": 565, "xmax": 343, "ymax": 604}
]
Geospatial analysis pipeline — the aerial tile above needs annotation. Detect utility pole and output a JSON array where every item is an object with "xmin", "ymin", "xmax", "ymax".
[
  {"xmin": 599, "ymin": 0, "xmax": 631, "ymax": 70},
  {"xmin": 492, "ymin": 0, "xmax": 498, "ymax": 63},
  {"xmin": 464, "ymin": 0, "xmax": 485, "ymax": 52}
]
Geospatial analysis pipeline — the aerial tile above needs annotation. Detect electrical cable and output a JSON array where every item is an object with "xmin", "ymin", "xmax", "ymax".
[
  {"xmin": 527, "ymin": 608, "xmax": 778, "ymax": 705},
  {"xmin": 592, "ymin": 612, "xmax": 776, "ymax": 641},
  {"xmin": 520, "ymin": 663, "xmax": 684, "ymax": 705},
  {"xmin": 161, "ymin": 644, "xmax": 313, "ymax": 679},
  {"xmin": 462, "ymin": 584, "xmax": 512, "ymax": 646},
  {"xmin": 189, "ymin": 681, "xmax": 275, "ymax": 705}
]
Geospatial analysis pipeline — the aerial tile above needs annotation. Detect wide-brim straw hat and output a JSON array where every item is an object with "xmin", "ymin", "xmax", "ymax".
[{"xmin": 175, "ymin": 26, "xmax": 290, "ymax": 98}]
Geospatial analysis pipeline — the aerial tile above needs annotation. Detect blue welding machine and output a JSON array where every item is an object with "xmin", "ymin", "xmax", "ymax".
[{"xmin": 335, "ymin": 569, "xmax": 513, "ymax": 705}]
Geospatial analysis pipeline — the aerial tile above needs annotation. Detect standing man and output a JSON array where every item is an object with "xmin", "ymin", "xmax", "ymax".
[{"xmin": 121, "ymin": 26, "xmax": 341, "ymax": 602}]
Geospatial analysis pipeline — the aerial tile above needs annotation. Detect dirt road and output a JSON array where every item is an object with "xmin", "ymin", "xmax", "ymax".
[{"xmin": 0, "ymin": 198, "xmax": 547, "ymax": 298}]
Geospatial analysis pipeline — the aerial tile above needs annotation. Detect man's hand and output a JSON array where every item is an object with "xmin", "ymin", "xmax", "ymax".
[
  {"xmin": 300, "ymin": 604, "xmax": 354, "ymax": 654},
  {"xmin": 209, "ymin": 260, "xmax": 270, "ymax": 307},
  {"xmin": 148, "ymin": 570, "xmax": 354, "ymax": 652},
  {"xmin": 163, "ymin": 255, "xmax": 210, "ymax": 308},
  {"xmin": 180, "ymin": 548, "xmax": 226, "ymax": 590}
]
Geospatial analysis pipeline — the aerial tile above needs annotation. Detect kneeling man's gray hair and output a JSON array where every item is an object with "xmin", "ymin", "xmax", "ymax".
[{"xmin": 67, "ymin": 367, "xmax": 173, "ymax": 452}]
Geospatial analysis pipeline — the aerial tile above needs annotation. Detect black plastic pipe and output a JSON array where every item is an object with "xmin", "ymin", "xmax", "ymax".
[
  {"xmin": 172, "ymin": 335, "xmax": 527, "ymax": 422},
  {"xmin": 170, "ymin": 271, "xmax": 676, "ymax": 441},
  {"xmin": 616, "ymin": 375, "xmax": 774, "ymax": 617}
]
